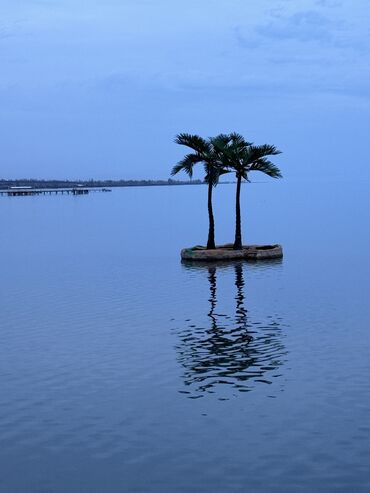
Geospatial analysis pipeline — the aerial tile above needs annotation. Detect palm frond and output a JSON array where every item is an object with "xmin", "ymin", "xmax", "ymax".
[
  {"xmin": 211, "ymin": 140, "xmax": 235, "ymax": 169},
  {"xmin": 229, "ymin": 132, "xmax": 253, "ymax": 148},
  {"xmin": 240, "ymin": 169, "xmax": 250, "ymax": 181},
  {"xmin": 249, "ymin": 158, "xmax": 282, "ymax": 179},
  {"xmin": 218, "ymin": 167, "xmax": 230, "ymax": 177},
  {"xmin": 210, "ymin": 133, "xmax": 232, "ymax": 148},
  {"xmin": 171, "ymin": 153, "xmax": 202, "ymax": 178},
  {"xmin": 175, "ymin": 133, "xmax": 211, "ymax": 154},
  {"xmin": 249, "ymin": 144, "xmax": 281, "ymax": 159},
  {"xmin": 204, "ymin": 164, "xmax": 230, "ymax": 187}
]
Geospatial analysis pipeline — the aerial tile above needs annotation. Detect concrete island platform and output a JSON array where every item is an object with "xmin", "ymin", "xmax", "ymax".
[{"xmin": 181, "ymin": 244, "xmax": 283, "ymax": 261}]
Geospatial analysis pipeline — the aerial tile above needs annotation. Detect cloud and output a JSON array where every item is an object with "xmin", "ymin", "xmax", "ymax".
[
  {"xmin": 0, "ymin": 23, "xmax": 16, "ymax": 40},
  {"xmin": 256, "ymin": 10, "xmax": 332, "ymax": 43},
  {"xmin": 315, "ymin": 0, "xmax": 342, "ymax": 7}
]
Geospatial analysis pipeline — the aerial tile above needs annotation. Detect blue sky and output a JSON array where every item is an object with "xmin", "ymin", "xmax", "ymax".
[{"xmin": 1, "ymin": 0, "xmax": 369, "ymax": 179}]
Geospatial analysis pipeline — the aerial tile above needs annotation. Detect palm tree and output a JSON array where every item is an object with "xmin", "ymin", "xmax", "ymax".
[
  {"xmin": 171, "ymin": 133, "xmax": 228, "ymax": 249},
  {"xmin": 214, "ymin": 133, "xmax": 282, "ymax": 250}
]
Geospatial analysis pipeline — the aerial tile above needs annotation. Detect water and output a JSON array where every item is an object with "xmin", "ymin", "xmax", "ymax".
[{"xmin": 0, "ymin": 180, "xmax": 369, "ymax": 492}]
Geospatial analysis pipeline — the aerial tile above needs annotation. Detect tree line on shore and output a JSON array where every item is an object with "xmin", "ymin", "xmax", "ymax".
[
  {"xmin": 0, "ymin": 178, "xmax": 203, "ymax": 189},
  {"xmin": 172, "ymin": 132, "xmax": 282, "ymax": 251}
]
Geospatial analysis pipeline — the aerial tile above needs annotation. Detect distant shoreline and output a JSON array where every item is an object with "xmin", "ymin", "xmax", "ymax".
[{"xmin": 0, "ymin": 178, "xmax": 206, "ymax": 190}]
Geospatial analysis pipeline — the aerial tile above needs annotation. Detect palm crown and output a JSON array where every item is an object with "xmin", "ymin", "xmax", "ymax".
[
  {"xmin": 213, "ymin": 133, "xmax": 282, "ymax": 179},
  {"xmin": 171, "ymin": 133, "xmax": 227, "ymax": 186}
]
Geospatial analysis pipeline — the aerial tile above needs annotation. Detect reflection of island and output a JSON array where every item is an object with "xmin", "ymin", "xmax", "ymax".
[{"xmin": 175, "ymin": 261, "xmax": 286, "ymax": 399}]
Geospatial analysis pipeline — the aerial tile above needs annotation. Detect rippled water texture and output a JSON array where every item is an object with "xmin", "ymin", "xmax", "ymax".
[
  {"xmin": 0, "ymin": 181, "xmax": 369, "ymax": 492},
  {"xmin": 174, "ymin": 261, "xmax": 287, "ymax": 399}
]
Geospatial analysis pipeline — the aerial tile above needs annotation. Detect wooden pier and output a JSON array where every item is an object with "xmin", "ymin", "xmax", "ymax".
[{"xmin": 0, "ymin": 187, "xmax": 111, "ymax": 197}]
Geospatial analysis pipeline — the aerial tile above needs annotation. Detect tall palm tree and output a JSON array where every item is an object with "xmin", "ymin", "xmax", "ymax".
[
  {"xmin": 171, "ymin": 133, "xmax": 228, "ymax": 249},
  {"xmin": 214, "ymin": 133, "xmax": 282, "ymax": 250}
]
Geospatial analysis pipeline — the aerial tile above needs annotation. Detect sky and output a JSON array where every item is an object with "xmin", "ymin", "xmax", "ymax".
[{"xmin": 1, "ymin": 0, "xmax": 370, "ymax": 180}]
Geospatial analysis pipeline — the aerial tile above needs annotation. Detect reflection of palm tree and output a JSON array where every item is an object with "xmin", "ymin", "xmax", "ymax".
[
  {"xmin": 234, "ymin": 263, "xmax": 247, "ymax": 324},
  {"xmin": 175, "ymin": 262, "xmax": 286, "ymax": 398},
  {"xmin": 207, "ymin": 266, "xmax": 217, "ymax": 326}
]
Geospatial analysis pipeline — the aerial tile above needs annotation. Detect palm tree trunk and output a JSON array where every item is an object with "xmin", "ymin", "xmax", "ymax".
[
  {"xmin": 207, "ymin": 182, "xmax": 216, "ymax": 249},
  {"xmin": 233, "ymin": 174, "xmax": 242, "ymax": 250}
]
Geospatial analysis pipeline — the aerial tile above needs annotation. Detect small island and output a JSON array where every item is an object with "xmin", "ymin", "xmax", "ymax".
[
  {"xmin": 181, "ymin": 244, "xmax": 283, "ymax": 261},
  {"xmin": 172, "ymin": 132, "xmax": 283, "ymax": 262}
]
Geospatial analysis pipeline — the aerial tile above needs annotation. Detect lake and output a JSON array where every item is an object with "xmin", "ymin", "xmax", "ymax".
[{"xmin": 1, "ymin": 180, "xmax": 369, "ymax": 492}]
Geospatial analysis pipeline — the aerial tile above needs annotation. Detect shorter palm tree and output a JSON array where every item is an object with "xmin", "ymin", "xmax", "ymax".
[
  {"xmin": 214, "ymin": 133, "xmax": 282, "ymax": 250},
  {"xmin": 171, "ymin": 134, "xmax": 227, "ymax": 249}
]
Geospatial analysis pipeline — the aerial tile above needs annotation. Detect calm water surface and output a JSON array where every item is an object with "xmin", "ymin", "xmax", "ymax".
[{"xmin": 0, "ymin": 181, "xmax": 369, "ymax": 492}]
